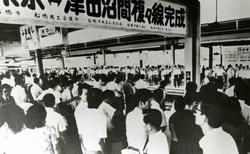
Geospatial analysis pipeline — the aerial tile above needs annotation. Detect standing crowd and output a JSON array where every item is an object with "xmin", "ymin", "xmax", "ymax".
[{"xmin": 0, "ymin": 64, "xmax": 249, "ymax": 154}]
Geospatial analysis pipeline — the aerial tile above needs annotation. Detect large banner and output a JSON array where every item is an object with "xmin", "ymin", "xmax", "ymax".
[{"xmin": 1, "ymin": 0, "xmax": 187, "ymax": 35}]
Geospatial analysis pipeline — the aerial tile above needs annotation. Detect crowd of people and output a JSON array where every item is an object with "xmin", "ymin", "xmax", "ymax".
[{"xmin": 0, "ymin": 63, "xmax": 249, "ymax": 154}]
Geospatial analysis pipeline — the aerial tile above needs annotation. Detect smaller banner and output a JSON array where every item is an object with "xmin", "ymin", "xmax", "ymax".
[{"xmin": 39, "ymin": 26, "xmax": 63, "ymax": 48}]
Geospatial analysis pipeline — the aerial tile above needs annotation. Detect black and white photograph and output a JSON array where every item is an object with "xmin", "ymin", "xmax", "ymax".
[{"xmin": 0, "ymin": 0, "xmax": 250, "ymax": 154}]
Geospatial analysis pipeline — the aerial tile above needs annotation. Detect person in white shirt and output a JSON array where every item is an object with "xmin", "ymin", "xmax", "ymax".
[
  {"xmin": 43, "ymin": 94, "xmax": 67, "ymax": 139},
  {"xmin": 74, "ymin": 83, "xmax": 92, "ymax": 134},
  {"xmin": 173, "ymin": 66, "xmax": 181, "ymax": 88},
  {"xmin": 1, "ymin": 71, "xmax": 15, "ymax": 88},
  {"xmin": 194, "ymin": 91, "xmax": 239, "ymax": 154},
  {"xmin": 100, "ymin": 90, "xmax": 116, "ymax": 131},
  {"xmin": 151, "ymin": 89, "xmax": 167, "ymax": 131},
  {"xmin": 24, "ymin": 72, "xmax": 33, "ymax": 86},
  {"xmin": 10, "ymin": 75, "xmax": 32, "ymax": 112},
  {"xmin": 126, "ymin": 89, "xmax": 152, "ymax": 154},
  {"xmin": 105, "ymin": 73, "xmax": 121, "ymax": 97},
  {"xmin": 134, "ymin": 74, "xmax": 148, "ymax": 90},
  {"xmin": 225, "ymin": 77, "xmax": 236, "ymax": 97},
  {"xmin": 30, "ymin": 78, "xmax": 43, "ymax": 101},
  {"xmin": 143, "ymin": 109, "xmax": 169, "ymax": 154},
  {"xmin": 0, "ymin": 104, "xmax": 25, "ymax": 154},
  {"xmin": 37, "ymin": 79, "xmax": 61, "ymax": 105},
  {"xmin": 77, "ymin": 88, "xmax": 107, "ymax": 154},
  {"xmin": 5, "ymin": 104, "xmax": 60, "ymax": 154},
  {"xmin": 215, "ymin": 65, "xmax": 225, "ymax": 78},
  {"xmin": 61, "ymin": 80, "xmax": 79, "ymax": 110}
]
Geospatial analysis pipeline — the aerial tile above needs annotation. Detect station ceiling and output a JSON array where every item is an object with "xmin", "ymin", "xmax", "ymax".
[
  {"xmin": 0, "ymin": 24, "xmax": 79, "ymax": 42},
  {"xmin": 1, "ymin": 17, "xmax": 250, "ymax": 58},
  {"xmin": 0, "ymin": 24, "xmax": 22, "ymax": 42}
]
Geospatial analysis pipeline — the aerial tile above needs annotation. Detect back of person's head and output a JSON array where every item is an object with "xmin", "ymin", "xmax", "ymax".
[
  {"xmin": 61, "ymin": 79, "xmax": 70, "ymax": 88},
  {"xmin": 43, "ymin": 93, "xmax": 55, "ymax": 108},
  {"xmin": 184, "ymin": 92, "xmax": 198, "ymax": 106},
  {"xmin": 225, "ymin": 97, "xmax": 244, "ymax": 127},
  {"xmin": 5, "ymin": 71, "xmax": 11, "ymax": 79},
  {"xmin": 134, "ymin": 74, "xmax": 140, "ymax": 82},
  {"xmin": 103, "ymin": 90, "xmax": 115, "ymax": 101},
  {"xmin": 159, "ymin": 80, "xmax": 168, "ymax": 89},
  {"xmin": 25, "ymin": 72, "xmax": 31, "ymax": 77},
  {"xmin": 134, "ymin": 88, "xmax": 152, "ymax": 107},
  {"xmin": 48, "ymin": 79, "xmax": 58, "ymax": 89},
  {"xmin": 32, "ymin": 73, "xmax": 37, "ymax": 78},
  {"xmin": 108, "ymin": 73, "xmax": 116, "ymax": 82},
  {"xmin": 78, "ymin": 83, "xmax": 91, "ymax": 96},
  {"xmin": 93, "ymin": 74, "xmax": 100, "ymax": 82},
  {"xmin": 0, "ymin": 84, "xmax": 12, "ymax": 94},
  {"xmin": 215, "ymin": 78, "xmax": 224, "ymax": 89},
  {"xmin": 127, "ymin": 73, "xmax": 134, "ymax": 82},
  {"xmin": 186, "ymin": 82, "xmax": 197, "ymax": 93},
  {"xmin": 25, "ymin": 104, "xmax": 46, "ymax": 129},
  {"xmin": 14, "ymin": 75, "xmax": 24, "ymax": 86},
  {"xmin": 234, "ymin": 78, "xmax": 250, "ymax": 101},
  {"xmin": 152, "ymin": 88, "xmax": 164, "ymax": 103},
  {"xmin": 143, "ymin": 109, "xmax": 162, "ymax": 131},
  {"xmin": 3, "ymin": 104, "xmax": 25, "ymax": 134},
  {"xmin": 100, "ymin": 74, "xmax": 108, "ymax": 85},
  {"xmin": 200, "ymin": 91, "xmax": 228, "ymax": 128},
  {"xmin": 140, "ymin": 74, "xmax": 145, "ymax": 80},
  {"xmin": 174, "ymin": 96, "xmax": 185, "ymax": 111},
  {"xmin": 86, "ymin": 88, "xmax": 103, "ymax": 109},
  {"xmin": 115, "ymin": 74, "xmax": 123, "ymax": 84},
  {"xmin": 228, "ymin": 77, "xmax": 236, "ymax": 86},
  {"xmin": 198, "ymin": 83, "xmax": 217, "ymax": 102},
  {"xmin": 33, "ymin": 78, "xmax": 40, "ymax": 84}
]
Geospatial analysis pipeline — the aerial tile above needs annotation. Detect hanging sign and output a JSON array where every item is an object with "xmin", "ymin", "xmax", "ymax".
[
  {"xmin": 38, "ymin": 26, "xmax": 63, "ymax": 48},
  {"xmin": 20, "ymin": 25, "xmax": 39, "ymax": 50}
]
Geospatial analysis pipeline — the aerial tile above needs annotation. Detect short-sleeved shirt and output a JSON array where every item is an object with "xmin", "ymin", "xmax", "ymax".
[
  {"xmin": 126, "ymin": 107, "xmax": 147, "ymax": 153},
  {"xmin": 37, "ymin": 88, "xmax": 61, "ymax": 105},
  {"xmin": 30, "ymin": 84, "xmax": 43, "ymax": 101},
  {"xmin": 77, "ymin": 108, "xmax": 107, "ymax": 151},
  {"xmin": 199, "ymin": 127, "xmax": 239, "ymax": 154},
  {"xmin": 45, "ymin": 107, "xmax": 67, "ymax": 138},
  {"xmin": 5, "ymin": 126, "xmax": 58, "ymax": 154},
  {"xmin": 144, "ymin": 131, "xmax": 169, "ymax": 154},
  {"xmin": 11, "ymin": 85, "xmax": 27, "ymax": 106}
]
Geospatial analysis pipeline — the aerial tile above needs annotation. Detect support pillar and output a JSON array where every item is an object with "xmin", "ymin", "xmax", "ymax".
[
  {"xmin": 139, "ymin": 50, "xmax": 143, "ymax": 68},
  {"xmin": 102, "ymin": 48, "xmax": 106, "ymax": 66},
  {"xmin": 0, "ymin": 42, "xmax": 3, "ymax": 57},
  {"xmin": 184, "ymin": 0, "xmax": 201, "ymax": 85},
  {"xmin": 220, "ymin": 46, "xmax": 223, "ymax": 66},
  {"xmin": 61, "ymin": 28, "xmax": 68, "ymax": 70},
  {"xmin": 209, "ymin": 46, "xmax": 213, "ymax": 68},
  {"xmin": 93, "ymin": 54, "xmax": 96, "ymax": 65},
  {"xmin": 171, "ymin": 45, "xmax": 175, "ymax": 66},
  {"xmin": 60, "ymin": 54, "xmax": 65, "ymax": 69},
  {"xmin": 35, "ymin": 49, "xmax": 44, "ymax": 77}
]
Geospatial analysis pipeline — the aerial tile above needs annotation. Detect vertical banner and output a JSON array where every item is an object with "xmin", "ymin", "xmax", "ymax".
[{"xmin": 20, "ymin": 25, "xmax": 39, "ymax": 50}]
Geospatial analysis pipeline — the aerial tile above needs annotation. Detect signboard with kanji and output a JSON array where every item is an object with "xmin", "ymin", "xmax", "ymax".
[
  {"xmin": 39, "ymin": 26, "xmax": 63, "ymax": 48},
  {"xmin": 223, "ymin": 46, "xmax": 250, "ymax": 66},
  {"xmin": 1, "ymin": 0, "xmax": 187, "ymax": 35},
  {"xmin": 20, "ymin": 25, "xmax": 39, "ymax": 50}
]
